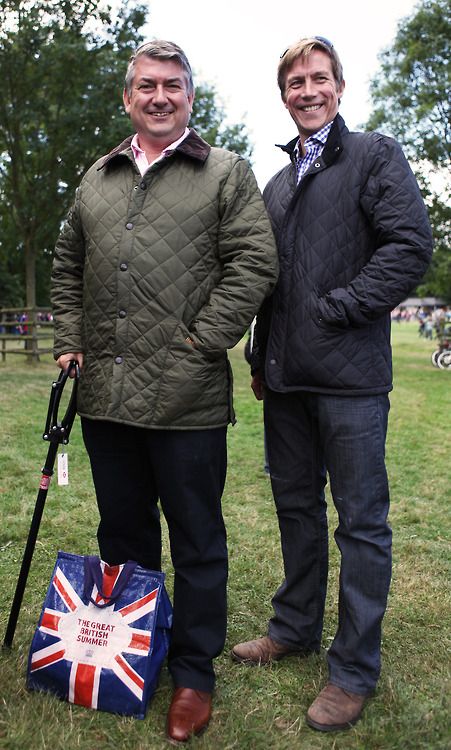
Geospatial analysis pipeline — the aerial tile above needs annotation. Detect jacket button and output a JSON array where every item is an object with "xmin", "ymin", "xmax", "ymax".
[
  {"xmin": 115, "ymin": 356, "xmax": 123, "ymax": 364},
  {"xmin": 270, "ymin": 358, "xmax": 277, "ymax": 365},
  {"xmin": 314, "ymin": 162, "xmax": 321, "ymax": 168},
  {"xmin": 120, "ymin": 262, "xmax": 128, "ymax": 271},
  {"xmin": 118, "ymin": 310, "xmax": 127, "ymax": 318},
  {"xmin": 125, "ymin": 222, "xmax": 133, "ymax": 230},
  {"xmin": 140, "ymin": 181, "xmax": 147, "ymax": 190}
]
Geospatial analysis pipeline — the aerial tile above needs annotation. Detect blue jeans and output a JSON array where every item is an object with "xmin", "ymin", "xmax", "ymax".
[{"xmin": 264, "ymin": 390, "xmax": 392, "ymax": 695}]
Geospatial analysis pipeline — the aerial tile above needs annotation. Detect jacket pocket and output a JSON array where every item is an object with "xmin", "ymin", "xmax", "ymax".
[{"xmin": 153, "ymin": 319, "xmax": 230, "ymax": 426}]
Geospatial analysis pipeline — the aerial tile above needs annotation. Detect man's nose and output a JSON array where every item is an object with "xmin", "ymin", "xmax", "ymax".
[
  {"xmin": 153, "ymin": 84, "xmax": 168, "ymax": 103},
  {"xmin": 302, "ymin": 78, "xmax": 316, "ymax": 97}
]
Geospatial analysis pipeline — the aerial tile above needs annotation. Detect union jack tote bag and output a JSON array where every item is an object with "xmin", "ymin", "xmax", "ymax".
[{"xmin": 27, "ymin": 551, "xmax": 172, "ymax": 718}]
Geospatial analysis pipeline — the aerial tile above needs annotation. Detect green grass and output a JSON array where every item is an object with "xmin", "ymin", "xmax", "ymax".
[{"xmin": 0, "ymin": 322, "xmax": 449, "ymax": 749}]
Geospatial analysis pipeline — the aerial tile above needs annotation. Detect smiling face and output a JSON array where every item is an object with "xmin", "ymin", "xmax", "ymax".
[
  {"xmin": 283, "ymin": 49, "xmax": 345, "ymax": 148},
  {"xmin": 123, "ymin": 56, "xmax": 194, "ymax": 153}
]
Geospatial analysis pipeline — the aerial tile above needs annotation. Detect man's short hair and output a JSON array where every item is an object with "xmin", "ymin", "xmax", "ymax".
[
  {"xmin": 124, "ymin": 39, "xmax": 194, "ymax": 96},
  {"xmin": 278, "ymin": 37, "xmax": 344, "ymax": 100}
]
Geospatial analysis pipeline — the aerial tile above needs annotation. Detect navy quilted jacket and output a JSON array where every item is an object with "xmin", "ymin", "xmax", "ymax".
[{"xmin": 258, "ymin": 115, "xmax": 433, "ymax": 395}]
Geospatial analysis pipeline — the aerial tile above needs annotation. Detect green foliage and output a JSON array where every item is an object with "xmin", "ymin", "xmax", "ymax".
[
  {"xmin": 416, "ymin": 195, "xmax": 451, "ymax": 299},
  {"xmin": 0, "ymin": 1, "xmax": 252, "ymax": 310},
  {"xmin": 0, "ymin": 324, "xmax": 450, "ymax": 748},
  {"xmin": 366, "ymin": 0, "xmax": 450, "ymax": 166},
  {"xmin": 0, "ymin": 0, "xmax": 147, "ymax": 307},
  {"xmin": 191, "ymin": 84, "xmax": 252, "ymax": 159},
  {"xmin": 0, "ymin": 260, "xmax": 23, "ymax": 307},
  {"xmin": 365, "ymin": 0, "xmax": 450, "ymax": 301}
]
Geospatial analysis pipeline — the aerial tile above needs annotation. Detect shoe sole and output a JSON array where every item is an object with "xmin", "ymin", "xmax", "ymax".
[
  {"xmin": 167, "ymin": 722, "xmax": 210, "ymax": 745},
  {"xmin": 306, "ymin": 714, "xmax": 361, "ymax": 732},
  {"xmin": 230, "ymin": 649, "xmax": 310, "ymax": 666}
]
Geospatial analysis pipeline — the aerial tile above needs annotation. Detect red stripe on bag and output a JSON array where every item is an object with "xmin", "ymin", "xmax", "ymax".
[
  {"xmin": 32, "ymin": 648, "xmax": 66, "ymax": 670},
  {"xmin": 95, "ymin": 563, "xmax": 121, "ymax": 605},
  {"xmin": 129, "ymin": 632, "xmax": 151, "ymax": 651},
  {"xmin": 74, "ymin": 663, "xmax": 96, "ymax": 707},
  {"xmin": 41, "ymin": 611, "xmax": 61, "ymax": 631},
  {"xmin": 119, "ymin": 589, "xmax": 157, "ymax": 618},
  {"xmin": 115, "ymin": 654, "xmax": 144, "ymax": 689},
  {"xmin": 53, "ymin": 575, "xmax": 78, "ymax": 611}
]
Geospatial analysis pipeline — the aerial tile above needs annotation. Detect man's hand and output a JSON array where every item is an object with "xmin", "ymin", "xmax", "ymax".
[
  {"xmin": 56, "ymin": 352, "xmax": 83, "ymax": 376},
  {"xmin": 251, "ymin": 371, "xmax": 265, "ymax": 401}
]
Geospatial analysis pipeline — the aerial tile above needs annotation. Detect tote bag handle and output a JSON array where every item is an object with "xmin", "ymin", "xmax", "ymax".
[{"xmin": 83, "ymin": 557, "xmax": 137, "ymax": 608}]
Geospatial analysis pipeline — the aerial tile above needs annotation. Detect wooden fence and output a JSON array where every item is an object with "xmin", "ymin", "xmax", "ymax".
[{"xmin": 0, "ymin": 307, "xmax": 54, "ymax": 363}]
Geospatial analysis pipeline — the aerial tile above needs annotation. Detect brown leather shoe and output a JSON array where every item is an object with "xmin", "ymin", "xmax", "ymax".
[
  {"xmin": 306, "ymin": 683, "xmax": 367, "ymax": 732},
  {"xmin": 231, "ymin": 635, "xmax": 305, "ymax": 665},
  {"xmin": 167, "ymin": 687, "xmax": 212, "ymax": 743}
]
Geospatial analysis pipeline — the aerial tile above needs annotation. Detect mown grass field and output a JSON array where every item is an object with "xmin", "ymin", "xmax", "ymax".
[{"xmin": 0, "ymin": 321, "xmax": 449, "ymax": 749}]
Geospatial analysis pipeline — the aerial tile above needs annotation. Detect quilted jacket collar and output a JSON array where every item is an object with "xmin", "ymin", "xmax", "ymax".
[
  {"xmin": 276, "ymin": 114, "xmax": 348, "ymax": 166},
  {"xmin": 98, "ymin": 128, "xmax": 211, "ymax": 170}
]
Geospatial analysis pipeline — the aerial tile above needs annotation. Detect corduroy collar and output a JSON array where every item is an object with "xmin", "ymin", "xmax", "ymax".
[{"xmin": 98, "ymin": 128, "xmax": 211, "ymax": 170}]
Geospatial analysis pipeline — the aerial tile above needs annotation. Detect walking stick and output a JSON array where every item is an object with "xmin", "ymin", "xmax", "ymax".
[{"xmin": 3, "ymin": 361, "xmax": 79, "ymax": 649}]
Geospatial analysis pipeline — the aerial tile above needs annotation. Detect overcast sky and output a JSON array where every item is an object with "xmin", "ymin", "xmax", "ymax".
[{"xmin": 136, "ymin": 0, "xmax": 418, "ymax": 187}]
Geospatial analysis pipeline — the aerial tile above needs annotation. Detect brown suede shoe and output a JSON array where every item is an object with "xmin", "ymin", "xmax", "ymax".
[
  {"xmin": 231, "ymin": 635, "xmax": 306, "ymax": 665},
  {"xmin": 167, "ymin": 687, "xmax": 212, "ymax": 744},
  {"xmin": 306, "ymin": 683, "xmax": 367, "ymax": 732}
]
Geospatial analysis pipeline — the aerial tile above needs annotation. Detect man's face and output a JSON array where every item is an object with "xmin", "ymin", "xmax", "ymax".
[
  {"xmin": 283, "ymin": 50, "xmax": 344, "ymax": 144},
  {"xmin": 123, "ymin": 57, "xmax": 194, "ymax": 149}
]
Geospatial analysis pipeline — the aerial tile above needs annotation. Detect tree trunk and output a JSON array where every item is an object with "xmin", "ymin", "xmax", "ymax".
[
  {"xmin": 24, "ymin": 237, "xmax": 36, "ymax": 308},
  {"xmin": 24, "ymin": 237, "xmax": 36, "ymax": 359}
]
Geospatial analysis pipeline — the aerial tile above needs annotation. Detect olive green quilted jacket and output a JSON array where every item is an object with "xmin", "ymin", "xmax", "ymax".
[{"xmin": 51, "ymin": 130, "xmax": 278, "ymax": 429}]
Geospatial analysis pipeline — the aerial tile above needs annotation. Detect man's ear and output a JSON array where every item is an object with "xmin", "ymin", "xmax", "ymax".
[{"xmin": 123, "ymin": 87, "xmax": 131, "ymax": 114}]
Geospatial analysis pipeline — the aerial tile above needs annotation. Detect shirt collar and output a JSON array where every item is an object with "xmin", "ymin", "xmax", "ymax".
[
  {"xmin": 294, "ymin": 120, "xmax": 334, "ymax": 160},
  {"xmin": 131, "ymin": 127, "xmax": 190, "ymax": 166}
]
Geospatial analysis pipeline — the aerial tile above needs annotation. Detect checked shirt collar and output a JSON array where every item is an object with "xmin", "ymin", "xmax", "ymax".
[{"xmin": 294, "ymin": 120, "xmax": 333, "ymax": 183}]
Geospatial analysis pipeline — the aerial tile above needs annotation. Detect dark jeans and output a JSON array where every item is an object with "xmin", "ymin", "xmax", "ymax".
[
  {"xmin": 264, "ymin": 390, "xmax": 392, "ymax": 695},
  {"xmin": 81, "ymin": 418, "xmax": 228, "ymax": 693}
]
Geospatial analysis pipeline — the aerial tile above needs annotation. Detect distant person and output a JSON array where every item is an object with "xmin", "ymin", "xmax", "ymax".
[
  {"xmin": 433, "ymin": 307, "xmax": 446, "ymax": 336},
  {"xmin": 51, "ymin": 39, "xmax": 278, "ymax": 742},
  {"xmin": 232, "ymin": 36, "xmax": 432, "ymax": 732}
]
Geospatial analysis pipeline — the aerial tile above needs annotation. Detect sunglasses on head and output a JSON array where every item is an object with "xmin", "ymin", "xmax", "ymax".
[{"xmin": 280, "ymin": 36, "xmax": 334, "ymax": 59}]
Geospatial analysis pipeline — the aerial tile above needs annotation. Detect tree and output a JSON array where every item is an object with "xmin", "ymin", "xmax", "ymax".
[
  {"xmin": 365, "ymin": 0, "xmax": 450, "ymax": 300},
  {"xmin": 0, "ymin": 0, "xmax": 147, "ymax": 308},
  {"xmin": 191, "ymin": 84, "xmax": 252, "ymax": 160},
  {"xmin": 0, "ymin": 1, "xmax": 252, "ymax": 309},
  {"xmin": 416, "ymin": 197, "xmax": 451, "ymax": 300}
]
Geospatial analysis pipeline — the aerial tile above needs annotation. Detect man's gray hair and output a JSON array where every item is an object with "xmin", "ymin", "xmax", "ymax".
[{"xmin": 124, "ymin": 39, "xmax": 194, "ymax": 96}]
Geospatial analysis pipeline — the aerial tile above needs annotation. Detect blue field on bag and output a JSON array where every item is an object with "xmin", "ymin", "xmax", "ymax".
[{"xmin": 27, "ymin": 551, "xmax": 172, "ymax": 718}]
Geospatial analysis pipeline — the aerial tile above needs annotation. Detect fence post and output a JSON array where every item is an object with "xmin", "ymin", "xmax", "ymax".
[
  {"xmin": 31, "ymin": 308, "xmax": 40, "ymax": 363},
  {"xmin": 0, "ymin": 307, "xmax": 53, "ymax": 362},
  {"xmin": 0, "ymin": 311, "xmax": 5, "ymax": 362}
]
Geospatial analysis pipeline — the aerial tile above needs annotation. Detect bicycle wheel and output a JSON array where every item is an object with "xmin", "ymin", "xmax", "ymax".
[
  {"xmin": 431, "ymin": 349, "xmax": 441, "ymax": 367},
  {"xmin": 437, "ymin": 350, "xmax": 451, "ymax": 369}
]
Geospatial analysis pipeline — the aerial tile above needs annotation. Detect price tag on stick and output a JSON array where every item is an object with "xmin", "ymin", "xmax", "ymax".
[{"xmin": 58, "ymin": 451, "xmax": 69, "ymax": 486}]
